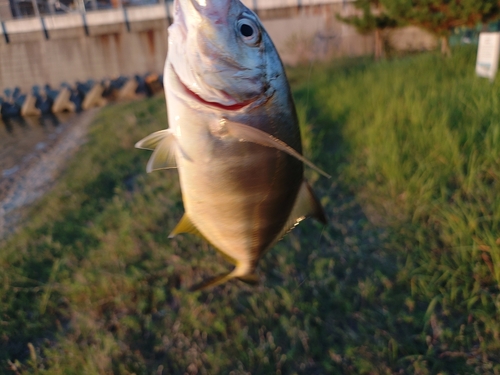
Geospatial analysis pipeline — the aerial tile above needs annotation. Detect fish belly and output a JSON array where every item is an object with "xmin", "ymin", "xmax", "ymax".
[{"xmin": 177, "ymin": 128, "xmax": 302, "ymax": 267}]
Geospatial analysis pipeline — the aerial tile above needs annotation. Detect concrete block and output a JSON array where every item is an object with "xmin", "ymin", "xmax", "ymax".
[
  {"xmin": 52, "ymin": 87, "xmax": 76, "ymax": 113},
  {"xmin": 82, "ymin": 83, "xmax": 106, "ymax": 110},
  {"xmin": 20, "ymin": 94, "xmax": 41, "ymax": 116},
  {"xmin": 116, "ymin": 79, "xmax": 140, "ymax": 100}
]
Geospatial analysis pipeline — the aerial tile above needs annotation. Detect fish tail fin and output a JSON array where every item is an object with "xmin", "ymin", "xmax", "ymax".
[
  {"xmin": 189, "ymin": 271, "xmax": 236, "ymax": 291},
  {"xmin": 189, "ymin": 262, "xmax": 258, "ymax": 291},
  {"xmin": 237, "ymin": 273, "xmax": 259, "ymax": 285}
]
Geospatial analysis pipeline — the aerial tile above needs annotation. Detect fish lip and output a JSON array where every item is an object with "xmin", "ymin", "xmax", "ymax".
[{"xmin": 171, "ymin": 65, "xmax": 270, "ymax": 112}]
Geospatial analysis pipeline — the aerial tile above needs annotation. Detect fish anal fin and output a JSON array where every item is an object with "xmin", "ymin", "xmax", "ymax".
[
  {"xmin": 169, "ymin": 214, "xmax": 202, "ymax": 238},
  {"xmin": 278, "ymin": 180, "xmax": 327, "ymax": 240},
  {"xmin": 224, "ymin": 120, "xmax": 331, "ymax": 178}
]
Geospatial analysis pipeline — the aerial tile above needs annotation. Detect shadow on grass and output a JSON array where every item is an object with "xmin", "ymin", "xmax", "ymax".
[{"xmin": 250, "ymin": 60, "xmax": 470, "ymax": 373}]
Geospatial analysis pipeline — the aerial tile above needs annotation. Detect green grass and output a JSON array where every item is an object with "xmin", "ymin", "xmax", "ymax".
[{"xmin": 1, "ymin": 45, "xmax": 500, "ymax": 374}]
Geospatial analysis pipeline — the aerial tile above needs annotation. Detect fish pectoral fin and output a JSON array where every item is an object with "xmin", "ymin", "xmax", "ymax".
[
  {"xmin": 224, "ymin": 120, "xmax": 331, "ymax": 178},
  {"xmin": 135, "ymin": 129, "xmax": 172, "ymax": 150},
  {"xmin": 169, "ymin": 214, "xmax": 202, "ymax": 238},
  {"xmin": 135, "ymin": 129, "xmax": 177, "ymax": 173},
  {"xmin": 279, "ymin": 180, "xmax": 327, "ymax": 239}
]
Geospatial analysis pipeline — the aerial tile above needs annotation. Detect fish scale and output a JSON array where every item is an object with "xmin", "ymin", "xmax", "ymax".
[{"xmin": 136, "ymin": 0, "xmax": 329, "ymax": 290}]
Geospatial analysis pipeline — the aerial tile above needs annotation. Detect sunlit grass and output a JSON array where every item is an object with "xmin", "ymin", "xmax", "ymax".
[{"xmin": 1, "ymin": 46, "xmax": 500, "ymax": 374}]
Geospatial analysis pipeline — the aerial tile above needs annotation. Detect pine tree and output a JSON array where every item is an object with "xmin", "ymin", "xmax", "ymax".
[
  {"xmin": 337, "ymin": 0, "xmax": 398, "ymax": 60},
  {"xmin": 381, "ymin": 0, "xmax": 500, "ymax": 56}
]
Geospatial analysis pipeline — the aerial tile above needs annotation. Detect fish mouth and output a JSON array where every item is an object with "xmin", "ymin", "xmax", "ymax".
[{"xmin": 171, "ymin": 66, "xmax": 266, "ymax": 111}]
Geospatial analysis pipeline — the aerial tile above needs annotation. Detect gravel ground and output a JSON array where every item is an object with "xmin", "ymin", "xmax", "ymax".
[{"xmin": 0, "ymin": 109, "xmax": 98, "ymax": 240}]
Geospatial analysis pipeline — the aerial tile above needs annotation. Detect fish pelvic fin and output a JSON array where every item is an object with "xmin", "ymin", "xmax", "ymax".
[
  {"xmin": 278, "ymin": 180, "xmax": 327, "ymax": 240},
  {"xmin": 223, "ymin": 120, "xmax": 331, "ymax": 179},
  {"xmin": 169, "ymin": 213, "xmax": 202, "ymax": 238},
  {"xmin": 135, "ymin": 129, "xmax": 177, "ymax": 173},
  {"xmin": 190, "ymin": 262, "xmax": 257, "ymax": 291}
]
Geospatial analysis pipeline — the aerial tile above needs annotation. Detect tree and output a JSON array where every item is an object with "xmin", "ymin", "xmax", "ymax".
[
  {"xmin": 381, "ymin": 0, "xmax": 500, "ymax": 56},
  {"xmin": 337, "ymin": 0, "xmax": 398, "ymax": 60}
]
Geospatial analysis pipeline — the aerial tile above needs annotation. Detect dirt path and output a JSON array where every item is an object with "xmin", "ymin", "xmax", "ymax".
[{"xmin": 0, "ymin": 109, "xmax": 98, "ymax": 240}]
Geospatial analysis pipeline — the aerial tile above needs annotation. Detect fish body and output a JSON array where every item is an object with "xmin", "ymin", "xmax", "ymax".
[{"xmin": 136, "ymin": 0, "xmax": 328, "ymax": 289}]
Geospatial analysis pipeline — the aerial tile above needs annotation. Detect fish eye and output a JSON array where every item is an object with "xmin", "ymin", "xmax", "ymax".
[
  {"xmin": 236, "ymin": 18, "xmax": 260, "ymax": 46},
  {"xmin": 240, "ymin": 23, "xmax": 253, "ymax": 37}
]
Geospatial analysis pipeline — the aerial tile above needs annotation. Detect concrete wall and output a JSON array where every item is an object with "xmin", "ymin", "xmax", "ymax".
[
  {"xmin": 0, "ymin": 0, "xmax": 10, "ymax": 20},
  {"xmin": 0, "ymin": 2, "xmax": 436, "ymax": 93},
  {"xmin": 0, "ymin": 5, "xmax": 169, "ymax": 92},
  {"xmin": 259, "ymin": 4, "xmax": 436, "ymax": 65}
]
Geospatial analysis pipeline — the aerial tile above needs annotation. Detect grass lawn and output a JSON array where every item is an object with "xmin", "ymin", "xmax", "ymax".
[{"xmin": 1, "ymin": 46, "xmax": 500, "ymax": 374}]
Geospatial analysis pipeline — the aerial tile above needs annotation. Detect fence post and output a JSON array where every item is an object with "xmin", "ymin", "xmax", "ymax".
[
  {"xmin": 1, "ymin": 21, "xmax": 9, "ymax": 43},
  {"xmin": 30, "ymin": 0, "xmax": 40, "ymax": 17},
  {"xmin": 82, "ymin": 12, "xmax": 89, "ymax": 35},
  {"xmin": 78, "ymin": 0, "xmax": 85, "ymax": 12},
  {"xmin": 123, "ymin": 6, "xmax": 130, "ymax": 32},
  {"xmin": 40, "ymin": 16, "xmax": 49, "ymax": 39},
  {"xmin": 47, "ymin": 0, "xmax": 55, "ymax": 14}
]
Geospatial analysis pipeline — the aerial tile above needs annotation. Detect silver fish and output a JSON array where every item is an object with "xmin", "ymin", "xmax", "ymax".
[{"xmin": 136, "ymin": 0, "xmax": 329, "ymax": 290}]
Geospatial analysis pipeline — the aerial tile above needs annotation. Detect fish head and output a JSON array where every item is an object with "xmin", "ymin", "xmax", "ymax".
[{"xmin": 167, "ymin": 0, "xmax": 285, "ymax": 110}]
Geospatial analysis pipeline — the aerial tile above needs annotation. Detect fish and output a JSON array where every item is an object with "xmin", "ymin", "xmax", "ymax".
[{"xmin": 135, "ymin": 0, "xmax": 330, "ymax": 290}]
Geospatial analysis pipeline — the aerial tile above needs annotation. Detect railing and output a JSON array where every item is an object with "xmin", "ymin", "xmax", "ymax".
[
  {"xmin": 0, "ymin": 0, "xmax": 162, "ymax": 20},
  {"xmin": 0, "ymin": 0, "xmax": 350, "ymax": 21}
]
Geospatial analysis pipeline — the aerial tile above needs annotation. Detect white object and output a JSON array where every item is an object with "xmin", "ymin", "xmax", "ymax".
[{"xmin": 476, "ymin": 32, "xmax": 500, "ymax": 81}]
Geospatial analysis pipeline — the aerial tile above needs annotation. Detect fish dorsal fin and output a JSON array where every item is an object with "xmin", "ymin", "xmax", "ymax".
[
  {"xmin": 169, "ymin": 213, "xmax": 202, "ymax": 238},
  {"xmin": 224, "ymin": 120, "xmax": 331, "ymax": 178},
  {"xmin": 135, "ymin": 129, "xmax": 177, "ymax": 173},
  {"xmin": 278, "ymin": 180, "xmax": 327, "ymax": 240}
]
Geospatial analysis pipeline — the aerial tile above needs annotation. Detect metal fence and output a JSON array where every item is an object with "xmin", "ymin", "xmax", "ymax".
[
  {"xmin": 0, "ymin": 0, "xmax": 351, "ymax": 21},
  {"xmin": 0, "ymin": 0, "xmax": 161, "ymax": 20}
]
